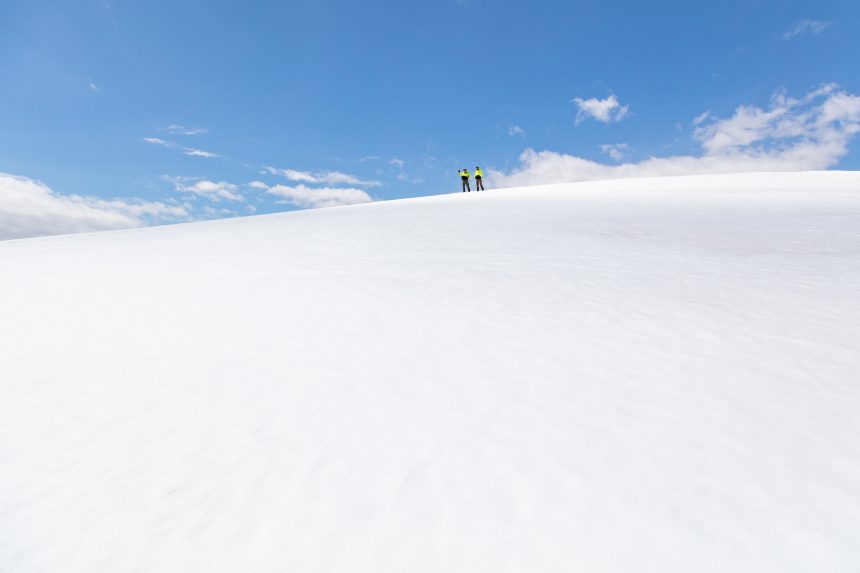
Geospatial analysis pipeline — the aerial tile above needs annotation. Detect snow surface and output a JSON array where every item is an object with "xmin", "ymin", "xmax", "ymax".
[{"xmin": 2, "ymin": 172, "xmax": 859, "ymax": 572}]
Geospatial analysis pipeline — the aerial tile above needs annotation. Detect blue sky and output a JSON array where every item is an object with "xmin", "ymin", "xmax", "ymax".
[{"xmin": 1, "ymin": 0, "xmax": 859, "ymax": 237}]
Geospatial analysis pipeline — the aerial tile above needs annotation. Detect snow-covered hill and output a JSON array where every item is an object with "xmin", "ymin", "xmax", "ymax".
[{"xmin": 2, "ymin": 172, "xmax": 859, "ymax": 572}]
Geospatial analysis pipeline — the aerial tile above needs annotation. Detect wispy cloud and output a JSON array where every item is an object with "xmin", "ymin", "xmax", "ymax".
[
  {"xmin": 0, "ymin": 173, "xmax": 189, "ymax": 240},
  {"xmin": 388, "ymin": 157, "xmax": 422, "ymax": 183},
  {"xmin": 182, "ymin": 148, "xmax": 219, "ymax": 158},
  {"xmin": 165, "ymin": 177, "xmax": 244, "ymax": 202},
  {"xmin": 263, "ymin": 166, "xmax": 381, "ymax": 187},
  {"xmin": 508, "ymin": 125, "xmax": 526, "ymax": 137},
  {"xmin": 263, "ymin": 183, "xmax": 373, "ymax": 209},
  {"xmin": 783, "ymin": 19, "xmax": 831, "ymax": 40},
  {"xmin": 161, "ymin": 124, "xmax": 209, "ymax": 136},
  {"xmin": 692, "ymin": 111, "xmax": 712, "ymax": 126},
  {"xmin": 144, "ymin": 137, "xmax": 218, "ymax": 159},
  {"xmin": 88, "ymin": 80, "xmax": 99, "ymax": 92},
  {"xmin": 490, "ymin": 84, "xmax": 860, "ymax": 187},
  {"xmin": 201, "ymin": 205, "xmax": 239, "ymax": 218},
  {"xmin": 573, "ymin": 94, "xmax": 631, "ymax": 125},
  {"xmin": 599, "ymin": 143, "xmax": 629, "ymax": 161}
]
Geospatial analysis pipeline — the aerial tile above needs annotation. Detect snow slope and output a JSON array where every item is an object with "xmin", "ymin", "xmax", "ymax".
[{"xmin": 1, "ymin": 172, "xmax": 859, "ymax": 572}]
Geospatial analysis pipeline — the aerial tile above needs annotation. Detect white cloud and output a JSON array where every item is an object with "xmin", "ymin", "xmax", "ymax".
[
  {"xmin": 202, "ymin": 206, "xmax": 238, "ymax": 218},
  {"xmin": 573, "ymin": 94, "xmax": 631, "ymax": 125},
  {"xmin": 692, "ymin": 84, "xmax": 855, "ymax": 155},
  {"xmin": 182, "ymin": 148, "xmax": 219, "ymax": 158},
  {"xmin": 783, "ymin": 19, "xmax": 831, "ymax": 40},
  {"xmin": 389, "ymin": 157, "xmax": 405, "ymax": 168},
  {"xmin": 0, "ymin": 173, "xmax": 190, "ymax": 240},
  {"xmin": 692, "ymin": 111, "xmax": 711, "ymax": 126},
  {"xmin": 88, "ymin": 80, "xmax": 99, "ymax": 92},
  {"xmin": 166, "ymin": 177, "xmax": 244, "ymax": 202},
  {"xmin": 490, "ymin": 85, "xmax": 860, "ymax": 188},
  {"xmin": 265, "ymin": 168, "xmax": 317, "ymax": 183},
  {"xmin": 161, "ymin": 124, "xmax": 209, "ymax": 136},
  {"xmin": 145, "ymin": 137, "xmax": 218, "ymax": 158},
  {"xmin": 313, "ymin": 170, "xmax": 360, "ymax": 184},
  {"xmin": 263, "ymin": 166, "xmax": 381, "ymax": 187},
  {"xmin": 265, "ymin": 184, "xmax": 373, "ymax": 209},
  {"xmin": 600, "ymin": 143, "xmax": 629, "ymax": 161},
  {"xmin": 509, "ymin": 125, "xmax": 526, "ymax": 137}
]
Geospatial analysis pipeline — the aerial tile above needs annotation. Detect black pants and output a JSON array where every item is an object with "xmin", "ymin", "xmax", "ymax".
[
  {"xmin": 461, "ymin": 177, "xmax": 471, "ymax": 192},
  {"xmin": 475, "ymin": 176, "xmax": 484, "ymax": 191}
]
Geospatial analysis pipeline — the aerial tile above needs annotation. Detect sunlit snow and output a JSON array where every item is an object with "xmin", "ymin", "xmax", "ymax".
[{"xmin": 2, "ymin": 172, "xmax": 859, "ymax": 572}]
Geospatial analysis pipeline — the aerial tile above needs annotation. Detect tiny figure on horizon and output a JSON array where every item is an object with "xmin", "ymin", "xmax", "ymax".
[
  {"xmin": 474, "ymin": 166, "xmax": 484, "ymax": 191},
  {"xmin": 459, "ymin": 168, "xmax": 471, "ymax": 192}
]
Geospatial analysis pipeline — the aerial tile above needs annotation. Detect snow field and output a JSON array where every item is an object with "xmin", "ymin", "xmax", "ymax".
[{"xmin": 1, "ymin": 172, "xmax": 859, "ymax": 572}]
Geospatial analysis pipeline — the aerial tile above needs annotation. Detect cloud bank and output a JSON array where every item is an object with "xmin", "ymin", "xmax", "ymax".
[
  {"xmin": 0, "ymin": 173, "xmax": 189, "ymax": 240},
  {"xmin": 253, "ymin": 182, "xmax": 373, "ymax": 209},
  {"xmin": 491, "ymin": 85, "xmax": 860, "ymax": 188}
]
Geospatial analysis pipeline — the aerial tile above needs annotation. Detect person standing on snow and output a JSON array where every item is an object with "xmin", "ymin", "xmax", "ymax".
[
  {"xmin": 474, "ymin": 166, "xmax": 485, "ymax": 191},
  {"xmin": 459, "ymin": 168, "xmax": 471, "ymax": 192}
]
